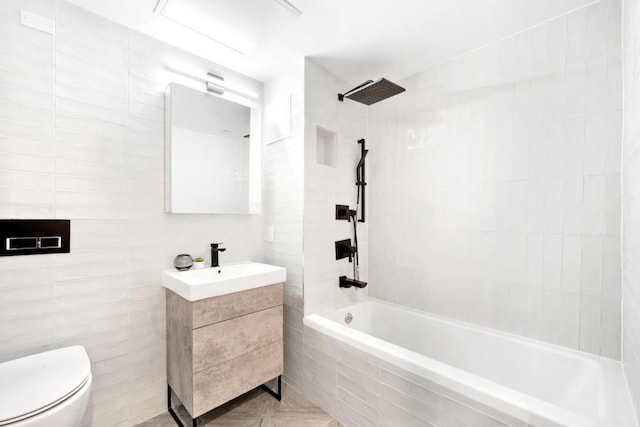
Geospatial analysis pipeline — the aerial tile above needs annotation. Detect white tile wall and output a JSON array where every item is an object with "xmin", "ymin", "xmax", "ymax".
[
  {"xmin": 283, "ymin": 294, "xmax": 304, "ymax": 392},
  {"xmin": 368, "ymin": 0, "xmax": 622, "ymax": 358},
  {"xmin": 263, "ymin": 61, "xmax": 305, "ymax": 299},
  {"xmin": 262, "ymin": 58, "xmax": 370, "ymax": 397},
  {"xmin": 622, "ymin": 0, "xmax": 640, "ymax": 420},
  {"xmin": 0, "ymin": 1, "xmax": 263, "ymax": 426},
  {"xmin": 262, "ymin": 62, "xmax": 307, "ymax": 393},
  {"xmin": 303, "ymin": 59, "xmax": 369, "ymax": 315}
]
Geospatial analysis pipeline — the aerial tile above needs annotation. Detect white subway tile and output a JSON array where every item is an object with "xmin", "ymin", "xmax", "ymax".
[
  {"xmin": 497, "ymin": 181, "xmax": 528, "ymax": 232},
  {"xmin": 379, "ymin": 400, "xmax": 435, "ymax": 427},
  {"xmin": 565, "ymin": 118, "xmax": 585, "ymax": 176},
  {"xmin": 601, "ymin": 297, "xmax": 621, "ymax": 359},
  {"xmin": 441, "ymin": 396, "xmax": 510, "ymax": 427},
  {"xmin": 561, "ymin": 293, "xmax": 581, "ymax": 349},
  {"xmin": 525, "ymin": 234, "xmax": 544, "ymax": 287},
  {"xmin": 579, "ymin": 295, "xmax": 602, "ymax": 354},
  {"xmin": 562, "ymin": 234, "xmax": 582, "ymax": 293},
  {"xmin": 542, "ymin": 234, "xmax": 562, "ymax": 290},
  {"xmin": 0, "ymin": 83, "xmax": 53, "ymax": 110},
  {"xmin": 541, "ymin": 290, "xmax": 563, "ymax": 344},
  {"xmin": 55, "ymin": 51, "xmax": 126, "ymax": 88},
  {"xmin": 584, "ymin": 115, "xmax": 607, "ymax": 175},
  {"xmin": 603, "ymin": 235, "xmax": 621, "ymax": 299},
  {"xmin": 510, "ymin": 286, "xmax": 542, "ymax": 338},
  {"xmin": 0, "ymin": 118, "xmax": 53, "ymax": 140},
  {"xmin": 581, "ymin": 235, "xmax": 604, "ymax": 296},
  {"xmin": 0, "ymin": 100, "xmax": 53, "ymax": 127},
  {"xmin": 586, "ymin": 1, "xmax": 610, "ymax": 57},
  {"xmin": 0, "ymin": 136, "xmax": 55, "ymax": 157},
  {"xmin": 379, "ymin": 382, "xmax": 438, "ymax": 425},
  {"xmin": 606, "ymin": 111, "xmax": 623, "ymax": 173},
  {"xmin": 582, "ymin": 175, "xmax": 606, "ymax": 234}
]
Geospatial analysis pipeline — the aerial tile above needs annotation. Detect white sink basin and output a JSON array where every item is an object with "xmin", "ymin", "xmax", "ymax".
[{"xmin": 161, "ymin": 261, "xmax": 286, "ymax": 301}]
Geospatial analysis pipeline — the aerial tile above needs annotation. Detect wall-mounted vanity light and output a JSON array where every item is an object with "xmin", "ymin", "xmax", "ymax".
[
  {"xmin": 165, "ymin": 65, "xmax": 257, "ymax": 102},
  {"xmin": 204, "ymin": 72, "xmax": 224, "ymax": 95}
]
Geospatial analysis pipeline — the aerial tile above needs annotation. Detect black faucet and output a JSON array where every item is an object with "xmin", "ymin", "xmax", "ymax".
[{"xmin": 210, "ymin": 243, "xmax": 226, "ymax": 267}]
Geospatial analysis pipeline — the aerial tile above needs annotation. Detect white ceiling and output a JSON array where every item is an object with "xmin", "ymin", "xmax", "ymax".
[{"xmin": 65, "ymin": 0, "xmax": 598, "ymax": 84}]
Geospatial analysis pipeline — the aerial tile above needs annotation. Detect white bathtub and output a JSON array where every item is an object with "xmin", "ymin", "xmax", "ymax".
[{"xmin": 303, "ymin": 299, "xmax": 636, "ymax": 427}]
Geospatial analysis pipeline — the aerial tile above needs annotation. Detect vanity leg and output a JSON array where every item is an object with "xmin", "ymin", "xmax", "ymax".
[
  {"xmin": 167, "ymin": 384, "xmax": 199, "ymax": 427},
  {"xmin": 261, "ymin": 375, "xmax": 282, "ymax": 401}
]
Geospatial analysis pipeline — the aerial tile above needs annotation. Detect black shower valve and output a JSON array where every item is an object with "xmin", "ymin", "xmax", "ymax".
[
  {"xmin": 335, "ymin": 204, "xmax": 351, "ymax": 220},
  {"xmin": 335, "ymin": 239, "xmax": 356, "ymax": 262}
]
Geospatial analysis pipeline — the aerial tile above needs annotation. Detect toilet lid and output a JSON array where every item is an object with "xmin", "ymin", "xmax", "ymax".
[{"xmin": 0, "ymin": 346, "xmax": 91, "ymax": 425}]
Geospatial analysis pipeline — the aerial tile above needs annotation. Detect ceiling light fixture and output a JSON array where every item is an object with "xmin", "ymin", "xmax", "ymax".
[
  {"xmin": 272, "ymin": 0, "xmax": 302, "ymax": 16},
  {"xmin": 153, "ymin": 0, "xmax": 251, "ymax": 54},
  {"xmin": 154, "ymin": 0, "xmax": 301, "ymax": 56}
]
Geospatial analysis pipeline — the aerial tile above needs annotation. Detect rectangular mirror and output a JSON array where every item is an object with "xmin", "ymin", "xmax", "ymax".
[{"xmin": 165, "ymin": 83, "xmax": 261, "ymax": 214}]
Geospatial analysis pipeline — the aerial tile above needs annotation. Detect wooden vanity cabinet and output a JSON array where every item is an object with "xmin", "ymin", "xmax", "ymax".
[{"xmin": 166, "ymin": 282, "xmax": 283, "ymax": 417}]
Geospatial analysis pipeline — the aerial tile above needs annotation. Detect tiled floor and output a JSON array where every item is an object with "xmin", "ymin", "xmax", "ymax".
[{"xmin": 136, "ymin": 383, "xmax": 344, "ymax": 427}]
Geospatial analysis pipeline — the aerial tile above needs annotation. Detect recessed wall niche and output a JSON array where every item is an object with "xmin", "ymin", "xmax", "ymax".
[{"xmin": 316, "ymin": 126, "xmax": 337, "ymax": 167}]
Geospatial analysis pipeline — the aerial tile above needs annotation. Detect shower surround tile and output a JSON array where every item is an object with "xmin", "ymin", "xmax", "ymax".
[
  {"xmin": 367, "ymin": 0, "xmax": 622, "ymax": 358},
  {"xmin": 303, "ymin": 60, "xmax": 369, "ymax": 316}
]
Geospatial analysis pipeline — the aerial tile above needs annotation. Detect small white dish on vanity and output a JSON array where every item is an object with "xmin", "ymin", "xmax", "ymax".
[{"xmin": 161, "ymin": 260, "xmax": 286, "ymax": 301}]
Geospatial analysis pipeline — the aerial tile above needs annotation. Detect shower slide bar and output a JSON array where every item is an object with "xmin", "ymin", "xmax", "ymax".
[{"xmin": 334, "ymin": 138, "xmax": 368, "ymax": 289}]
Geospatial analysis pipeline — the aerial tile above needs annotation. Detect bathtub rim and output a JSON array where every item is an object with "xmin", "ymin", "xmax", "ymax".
[{"xmin": 303, "ymin": 297, "xmax": 635, "ymax": 427}]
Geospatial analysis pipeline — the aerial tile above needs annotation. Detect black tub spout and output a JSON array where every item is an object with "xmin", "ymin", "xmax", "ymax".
[{"xmin": 339, "ymin": 276, "xmax": 367, "ymax": 288}]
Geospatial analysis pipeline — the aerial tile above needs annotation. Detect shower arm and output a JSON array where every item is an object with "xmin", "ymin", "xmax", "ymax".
[{"xmin": 338, "ymin": 80, "xmax": 374, "ymax": 102}]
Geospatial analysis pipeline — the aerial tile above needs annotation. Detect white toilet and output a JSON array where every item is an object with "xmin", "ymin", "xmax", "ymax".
[{"xmin": 0, "ymin": 346, "xmax": 92, "ymax": 427}]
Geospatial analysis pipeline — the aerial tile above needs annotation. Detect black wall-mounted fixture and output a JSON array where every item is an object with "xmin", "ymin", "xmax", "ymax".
[
  {"xmin": 356, "ymin": 139, "xmax": 368, "ymax": 223},
  {"xmin": 335, "ymin": 205, "xmax": 351, "ymax": 221},
  {"xmin": 335, "ymin": 239, "xmax": 356, "ymax": 262},
  {"xmin": 339, "ymin": 276, "xmax": 368, "ymax": 289},
  {"xmin": 338, "ymin": 78, "xmax": 406, "ymax": 106},
  {"xmin": 0, "ymin": 219, "xmax": 70, "ymax": 256},
  {"xmin": 334, "ymin": 138, "xmax": 369, "ymax": 290},
  {"xmin": 338, "ymin": 80, "xmax": 373, "ymax": 103},
  {"xmin": 336, "ymin": 139, "xmax": 368, "ymax": 224}
]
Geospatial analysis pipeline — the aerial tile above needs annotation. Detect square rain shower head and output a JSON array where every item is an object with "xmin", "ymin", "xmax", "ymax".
[{"xmin": 340, "ymin": 78, "xmax": 406, "ymax": 106}]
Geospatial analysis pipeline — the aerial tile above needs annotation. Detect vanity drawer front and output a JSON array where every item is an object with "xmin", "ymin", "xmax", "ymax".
[
  {"xmin": 192, "ymin": 341, "xmax": 283, "ymax": 416},
  {"xmin": 192, "ymin": 282, "xmax": 283, "ymax": 328},
  {"xmin": 192, "ymin": 305, "xmax": 283, "ymax": 373}
]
